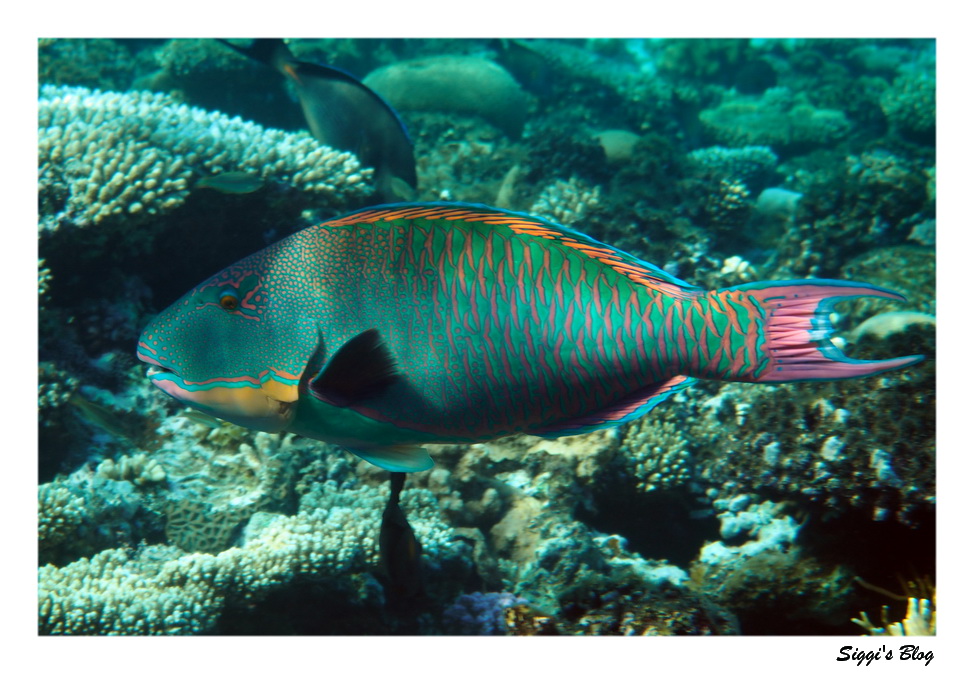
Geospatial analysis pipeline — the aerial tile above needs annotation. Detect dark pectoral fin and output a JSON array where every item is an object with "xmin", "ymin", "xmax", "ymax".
[{"xmin": 310, "ymin": 328, "xmax": 400, "ymax": 407}]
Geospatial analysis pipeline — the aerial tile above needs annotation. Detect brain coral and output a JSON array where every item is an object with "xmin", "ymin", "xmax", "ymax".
[{"xmin": 38, "ymin": 84, "xmax": 373, "ymax": 232}]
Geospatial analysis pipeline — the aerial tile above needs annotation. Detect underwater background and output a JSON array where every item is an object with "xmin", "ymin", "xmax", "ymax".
[{"xmin": 37, "ymin": 37, "xmax": 935, "ymax": 636}]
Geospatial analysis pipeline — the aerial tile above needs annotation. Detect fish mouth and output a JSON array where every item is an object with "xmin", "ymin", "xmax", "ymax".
[
  {"xmin": 137, "ymin": 344, "xmax": 172, "ymax": 374},
  {"xmin": 136, "ymin": 341, "xmax": 297, "ymax": 432},
  {"xmin": 145, "ymin": 363, "xmax": 175, "ymax": 377}
]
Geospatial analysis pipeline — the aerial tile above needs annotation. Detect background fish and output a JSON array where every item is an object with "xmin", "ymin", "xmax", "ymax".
[
  {"xmin": 219, "ymin": 39, "xmax": 417, "ymax": 202},
  {"xmin": 137, "ymin": 203, "xmax": 921, "ymax": 472},
  {"xmin": 377, "ymin": 472, "xmax": 424, "ymax": 601}
]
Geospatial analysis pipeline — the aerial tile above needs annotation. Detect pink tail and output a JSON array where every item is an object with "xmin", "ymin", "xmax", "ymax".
[{"xmin": 733, "ymin": 280, "xmax": 925, "ymax": 383}]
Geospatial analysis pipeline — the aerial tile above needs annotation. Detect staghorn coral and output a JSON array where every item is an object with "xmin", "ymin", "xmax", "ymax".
[
  {"xmin": 39, "ymin": 546, "xmax": 231, "ymax": 635},
  {"xmin": 701, "ymin": 177, "xmax": 752, "ymax": 241},
  {"xmin": 38, "ymin": 84, "xmax": 373, "ymax": 232}
]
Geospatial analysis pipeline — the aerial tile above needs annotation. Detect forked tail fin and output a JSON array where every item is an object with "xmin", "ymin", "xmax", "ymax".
[{"xmin": 729, "ymin": 279, "xmax": 924, "ymax": 382}]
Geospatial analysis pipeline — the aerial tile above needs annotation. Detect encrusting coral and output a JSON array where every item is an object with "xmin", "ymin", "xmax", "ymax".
[{"xmin": 38, "ymin": 84, "xmax": 373, "ymax": 232}]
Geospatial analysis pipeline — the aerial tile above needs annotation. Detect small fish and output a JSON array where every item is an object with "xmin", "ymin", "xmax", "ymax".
[
  {"xmin": 178, "ymin": 408, "xmax": 229, "ymax": 429},
  {"xmin": 219, "ymin": 39, "xmax": 417, "ymax": 202},
  {"xmin": 377, "ymin": 471, "xmax": 424, "ymax": 600},
  {"xmin": 68, "ymin": 394, "xmax": 141, "ymax": 444},
  {"xmin": 137, "ymin": 202, "xmax": 922, "ymax": 473},
  {"xmin": 196, "ymin": 171, "xmax": 264, "ymax": 195}
]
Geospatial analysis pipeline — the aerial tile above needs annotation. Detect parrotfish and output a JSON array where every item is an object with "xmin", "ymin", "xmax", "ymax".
[
  {"xmin": 137, "ymin": 203, "xmax": 922, "ymax": 472},
  {"xmin": 219, "ymin": 39, "xmax": 417, "ymax": 202}
]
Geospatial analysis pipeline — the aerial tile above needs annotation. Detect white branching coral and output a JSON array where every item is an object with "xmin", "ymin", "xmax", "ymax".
[
  {"xmin": 38, "ymin": 479, "xmax": 456, "ymax": 634},
  {"xmin": 38, "ymin": 84, "xmax": 373, "ymax": 231},
  {"xmin": 852, "ymin": 595, "xmax": 936, "ymax": 636},
  {"xmin": 530, "ymin": 177, "xmax": 601, "ymax": 227},
  {"xmin": 619, "ymin": 418, "xmax": 693, "ymax": 492},
  {"xmin": 38, "ymin": 481, "xmax": 87, "ymax": 553}
]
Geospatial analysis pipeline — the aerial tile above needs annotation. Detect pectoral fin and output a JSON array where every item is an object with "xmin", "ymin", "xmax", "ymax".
[{"xmin": 309, "ymin": 328, "xmax": 400, "ymax": 407}]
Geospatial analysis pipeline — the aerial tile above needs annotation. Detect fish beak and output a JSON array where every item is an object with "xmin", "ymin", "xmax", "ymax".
[{"xmin": 136, "ymin": 344, "xmax": 296, "ymax": 432}]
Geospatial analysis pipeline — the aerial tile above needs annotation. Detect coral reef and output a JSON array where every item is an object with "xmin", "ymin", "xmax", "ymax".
[
  {"xmin": 529, "ymin": 177, "xmax": 602, "ymax": 227},
  {"xmin": 880, "ymin": 73, "xmax": 935, "ymax": 142},
  {"xmin": 685, "ymin": 145, "xmax": 779, "ymax": 190},
  {"xmin": 853, "ymin": 596, "xmax": 936, "ymax": 636},
  {"xmin": 38, "ymin": 84, "xmax": 372, "ymax": 233},
  {"xmin": 700, "ymin": 88, "xmax": 850, "ymax": 153},
  {"xmin": 37, "ymin": 38, "xmax": 936, "ymax": 637},
  {"xmin": 618, "ymin": 418, "xmax": 693, "ymax": 493},
  {"xmin": 39, "ymin": 477, "xmax": 462, "ymax": 635}
]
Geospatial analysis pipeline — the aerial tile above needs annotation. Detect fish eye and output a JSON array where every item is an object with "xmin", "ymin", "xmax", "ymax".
[{"xmin": 219, "ymin": 289, "xmax": 239, "ymax": 311}]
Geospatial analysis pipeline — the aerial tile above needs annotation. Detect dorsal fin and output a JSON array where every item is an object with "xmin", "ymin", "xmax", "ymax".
[{"xmin": 320, "ymin": 202, "xmax": 700, "ymax": 299}]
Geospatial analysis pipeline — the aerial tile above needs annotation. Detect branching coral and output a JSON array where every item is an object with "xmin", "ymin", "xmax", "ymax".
[
  {"xmin": 685, "ymin": 145, "xmax": 779, "ymax": 189},
  {"xmin": 38, "ymin": 481, "xmax": 87, "ymax": 554},
  {"xmin": 530, "ymin": 177, "xmax": 601, "ymax": 227},
  {"xmin": 38, "ymin": 362, "xmax": 79, "ymax": 426},
  {"xmin": 39, "ymin": 479, "xmax": 458, "ymax": 634},
  {"xmin": 853, "ymin": 595, "xmax": 936, "ymax": 636},
  {"xmin": 38, "ymin": 84, "xmax": 373, "ymax": 232},
  {"xmin": 618, "ymin": 417, "xmax": 693, "ymax": 492}
]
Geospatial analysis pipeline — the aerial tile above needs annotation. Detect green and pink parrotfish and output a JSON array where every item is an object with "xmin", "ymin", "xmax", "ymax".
[{"xmin": 137, "ymin": 203, "xmax": 922, "ymax": 472}]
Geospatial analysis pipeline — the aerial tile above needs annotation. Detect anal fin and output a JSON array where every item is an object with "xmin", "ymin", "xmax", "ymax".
[{"xmin": 532, "ymin": 375, "xmax": 696, "ymax": 438}]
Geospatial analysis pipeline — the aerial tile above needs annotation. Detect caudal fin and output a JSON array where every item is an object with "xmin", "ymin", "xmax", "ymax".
[{"xmin": 733, "ymin": 279, "xmax": 924, "ymax": 383}]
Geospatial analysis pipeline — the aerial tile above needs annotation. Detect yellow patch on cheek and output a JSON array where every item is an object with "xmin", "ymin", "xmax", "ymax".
[{"xmin": 260, "ymin": 378, "xmax": 299, "ymax": 403}]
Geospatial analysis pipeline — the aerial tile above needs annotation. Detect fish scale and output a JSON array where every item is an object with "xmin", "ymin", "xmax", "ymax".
[{"xmin": 138, "ymin": 203, "xmax": 922, "ymax": 472}]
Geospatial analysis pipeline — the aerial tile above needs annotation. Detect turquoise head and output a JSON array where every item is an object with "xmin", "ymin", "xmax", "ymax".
[{"xmin": 137, "ymin": 248, "xmax": 318, "ymax": 432}]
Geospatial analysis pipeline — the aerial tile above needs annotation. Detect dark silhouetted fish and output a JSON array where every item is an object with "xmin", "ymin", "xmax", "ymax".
[
  {"xmin": 219, "ymin": 39, "xmax": 417, "ymax": 202},
  {"xmin": 493, "ymin": 39, "xmax": 556, "ymax": 97},
  {"xmin": 377, "ymin": 471, "xmax": 424, "ymax": 601}
]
